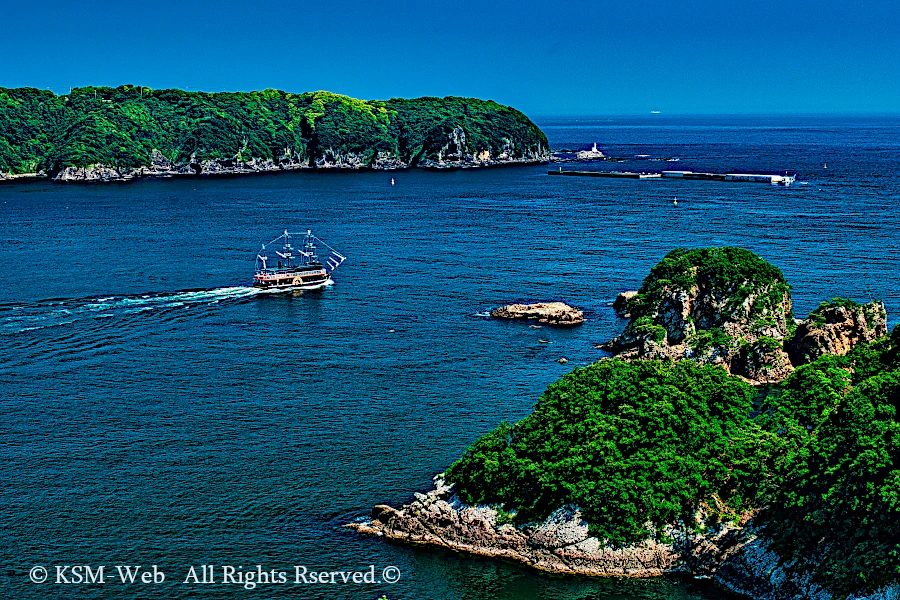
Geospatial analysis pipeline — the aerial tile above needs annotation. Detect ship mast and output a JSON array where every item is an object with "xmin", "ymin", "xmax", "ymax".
[{"xmin": 304, "ymin": 229, "xmax": 317, "ymax": 265}]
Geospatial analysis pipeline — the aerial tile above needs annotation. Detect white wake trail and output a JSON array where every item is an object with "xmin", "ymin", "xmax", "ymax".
[{"xmin": 0, "ymin": 286, "xmax": 264, "ymax": 335}]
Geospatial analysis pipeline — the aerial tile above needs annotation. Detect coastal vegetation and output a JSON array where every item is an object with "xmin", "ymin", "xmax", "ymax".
[
  {"xmin": 759, "ymin": 338, "xmax": 900, "ymax": 595},
  {"xmin": 447, "ymin": 358, "xmax": 756, "ymax": 543},
  {"xmin": 626, "ymin": 247, "xmax": 793, "ymax": 329},
  {"xmin": 0, "ymin": 86, "xmax": 548, "ymax": 177},
  {"xmin": 446, "ymin": 248, "xmax": 900, "ymax": 597},
  {"xmin": 448, "ymin": 335, "xmax": 900, "ymax": 595},
  {"xmin": 606, "ymin": 247, "xmax": 887, "ymax": 387}
]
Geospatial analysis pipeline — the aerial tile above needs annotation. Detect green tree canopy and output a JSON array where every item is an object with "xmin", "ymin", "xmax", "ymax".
[{"xmin": 0, "ymin": 86, "xmax": 548, "ymax": 174}]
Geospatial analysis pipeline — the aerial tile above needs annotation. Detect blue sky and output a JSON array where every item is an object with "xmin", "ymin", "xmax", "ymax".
[{"xmin": 5, "ymin": 0, "xmax": 899, "ymax": 115}]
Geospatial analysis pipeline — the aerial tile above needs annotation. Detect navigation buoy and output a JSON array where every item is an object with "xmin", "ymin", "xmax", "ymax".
[
  {"xmin": 673, "ymin": 196, "xmax": 678, "ymax": 206},
  {"xmin": 824, "ymin": 163, "xmax": 828, "ymax": 169},
  {"xmin": 391, "ymin": 177, "xmax": 395, "ymax": 185}
]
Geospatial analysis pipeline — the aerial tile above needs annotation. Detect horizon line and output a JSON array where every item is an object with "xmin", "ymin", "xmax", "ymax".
[
  {"xmin": 531, "ymin": 110, "xmax": 900, "ymax": 118},
  {"xmin": 3, "ymin": 85, "xmax": 898, "ymax": 118}
]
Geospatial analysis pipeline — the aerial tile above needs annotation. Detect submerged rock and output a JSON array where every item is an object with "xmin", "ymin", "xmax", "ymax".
[
  {"xmin": 787, "ymin": 300, "xmax": 887, "ymax": 366},
  {"xmin": 491, "ymin": 302, "xmax": 584, "ymax": 326}
]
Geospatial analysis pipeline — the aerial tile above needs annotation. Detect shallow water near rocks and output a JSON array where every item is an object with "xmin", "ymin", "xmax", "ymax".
[{"xmin": 1, "ymin": 114, "xmax": 898, "ymax": 599}]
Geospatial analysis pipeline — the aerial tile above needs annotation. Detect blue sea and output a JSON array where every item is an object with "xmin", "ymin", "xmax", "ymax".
[{"xmin": 2, "ymin": 115, "xmax": 899, "ymax": 600}]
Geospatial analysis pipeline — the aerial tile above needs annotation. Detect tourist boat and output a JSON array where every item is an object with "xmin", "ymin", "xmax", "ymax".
[{"xmin": 254, "ymin": 230, "xmax": 345, "ymax": 289}]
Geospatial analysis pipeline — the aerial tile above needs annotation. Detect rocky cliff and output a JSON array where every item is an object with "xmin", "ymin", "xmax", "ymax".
[
  {"xmin": 48, "ymin": 136, "xmax": 549, "ymax": 183},
  {"xmin": 603, "ymin": 247, "xmax": 796, "ymax": 383},
  {"xmin": 787, "ymin": 299, "xmax": 887, "ymax": 365},
  {"xmin": 604, "ymin": 249, "xmax": 887, "ymax": 384}
]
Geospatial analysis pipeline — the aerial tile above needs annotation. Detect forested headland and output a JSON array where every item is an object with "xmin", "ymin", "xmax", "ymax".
[
  {"xmin": 353, "ymin": 247, "xmax": 900, "ymax": 600},
  {"xmin": 0, "ymin": 86, "xmax": 549, "ymax": 181}
]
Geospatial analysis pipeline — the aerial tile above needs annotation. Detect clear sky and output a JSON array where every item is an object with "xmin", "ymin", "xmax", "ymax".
[{"xmin": 5, "ymin": 0, "xmax": 899, "ymax": 115}]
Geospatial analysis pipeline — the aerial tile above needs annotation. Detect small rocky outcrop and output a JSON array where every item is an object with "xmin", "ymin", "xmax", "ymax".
[
  {"xmin": 603, "ymin": 248, "xmax": 794, "ymax": 383},
  {"xmin": 787, "ymin": 300, "xmax": 887, "ymax": 366},
  {"xmin": 491, "ymin": 302, "xmax": 584, "ymax": 326},
  {"xmin": 603, "ymin": 251, "xmax": 892, "ymax": 384},
  {"xmin": 613, "ymin": 291, "xmax": 638, "ymax": 318}
]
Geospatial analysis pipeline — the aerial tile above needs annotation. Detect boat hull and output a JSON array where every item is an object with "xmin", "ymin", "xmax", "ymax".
[{"xmin": 253, "ymin": 268, "xmax": 330, "ymax": 289}]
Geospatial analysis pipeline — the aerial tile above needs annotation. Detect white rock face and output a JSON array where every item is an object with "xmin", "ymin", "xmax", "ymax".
[
  {"xmin": 528, "ymin": 506, "xmax": 589, "ymax": 548},
  {"xmin": 349, "ymin": 476, "xmax": 899, "ymax": 599}
]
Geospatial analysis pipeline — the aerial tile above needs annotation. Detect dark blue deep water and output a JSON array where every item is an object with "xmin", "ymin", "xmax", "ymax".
[{"xmin": 2, "ymin": 115, "xmax": 899, "ymax": 600}]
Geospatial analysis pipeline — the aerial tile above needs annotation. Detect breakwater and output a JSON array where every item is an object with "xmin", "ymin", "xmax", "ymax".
[{"xmin": 549, "ymin": 169, "xmax": 797, "ymax": 185}]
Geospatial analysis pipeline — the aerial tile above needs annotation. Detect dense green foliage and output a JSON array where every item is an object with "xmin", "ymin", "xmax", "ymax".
[
  {"xmin": 686, "ymin": 327, "xmax": 734, "ymax": 354},
  {"xmin": 629, "ymin": 316, "xmax": 668, "ymax": 343},
  {"xmin": 757, "ymin": 337, "xmax": 900, "ymax": 595},
  {"xmin": 0, "ymin": 86, "xmax": 548, "ymax": 174},
  {"xmin": 628, "ymin": 247, "xmax": 791, "ymax": 322},
  {"xmin": 448, "ymin": 326, "xmax": 900, "ymax": 595},
  {"xmin": 447, "ymin": 358, "xmax": 756, "ymax": 543}
]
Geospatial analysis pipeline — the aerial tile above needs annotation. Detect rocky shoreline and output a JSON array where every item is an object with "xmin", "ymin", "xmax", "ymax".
[
  {"xmin": 1, "ymin": 149, "xmax": 549, "ymax": 185},
  {"xmin": 0, "ymin": 172, "xmax": 47, "ymax": 184},
  {"xmin": 350, "ymin": 249, "xmax": 899, "ymax": 599},
  {"xmin": 348, "ymin": 476, "xmax": 899, "ymax": 600}
]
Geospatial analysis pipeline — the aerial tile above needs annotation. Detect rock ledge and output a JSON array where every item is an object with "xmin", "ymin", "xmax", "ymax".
[
  {"xmin": 349, "ymin": 476, "xmax": 900, "ymax": 600},
  {"xmin": 491, "ymin": 302, "xmax": 584, "ymax": 326}
]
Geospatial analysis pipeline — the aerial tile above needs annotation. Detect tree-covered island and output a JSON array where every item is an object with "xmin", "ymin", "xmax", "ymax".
[
  {"xmin": 350, "ymin": 247, "xmax": 899, "ymax": 600},
  {"xmin": 0, "ymin": 86, "xmax": 549, "ymax": 182}
]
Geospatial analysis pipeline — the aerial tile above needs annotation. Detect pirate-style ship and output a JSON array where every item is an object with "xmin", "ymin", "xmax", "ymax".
[{"xmin": 254, "ymin": 230, "xmax": 345, "ymax": 289}]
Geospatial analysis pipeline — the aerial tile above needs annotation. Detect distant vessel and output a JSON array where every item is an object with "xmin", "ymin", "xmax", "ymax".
[
  {"xmin": 651, "ymin": 110, "xmax": 661, "ymax": 114},
  {"xmin": 576, "ymin": 143, "xmax": 605, "ymax": 160},
  {"xmin": 254, "ymin": 230, "xmax": 345, "ymax": 289}
]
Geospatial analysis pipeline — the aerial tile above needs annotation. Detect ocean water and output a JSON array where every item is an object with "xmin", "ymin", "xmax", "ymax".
[{"xmin": 1, "ymin": 115, "xmax": 899, "ymax": 600}]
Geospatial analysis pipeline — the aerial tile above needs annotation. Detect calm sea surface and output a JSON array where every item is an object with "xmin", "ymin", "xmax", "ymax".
[{"xmin": 2, "ymin": 115, "xmax": 899, "ymax": 599}]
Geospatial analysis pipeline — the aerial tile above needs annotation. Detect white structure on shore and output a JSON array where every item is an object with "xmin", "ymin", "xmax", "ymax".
[{"xmin": 577, "ymin": 143, "xmax": 605, "ymax": 160}]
